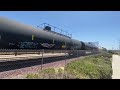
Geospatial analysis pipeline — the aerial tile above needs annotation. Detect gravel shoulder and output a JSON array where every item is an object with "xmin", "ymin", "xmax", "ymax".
[
  {"xmin": 112, "ymin": 54, "xmax": 120, "ymax": 79},
  {"xmin": 0, "ymin": 56, "xmax": 81, "ymax": 79}
]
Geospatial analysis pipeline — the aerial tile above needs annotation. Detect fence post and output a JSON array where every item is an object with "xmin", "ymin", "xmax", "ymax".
[
  {"xmin": 38, "ymin": 50, "xmax": 40, "ymax": 55},
  {"xmin": 52, "ymin": 50, "xmax": 54, "ymax": 54},
  {"xmin": 65, "ymin": 50, "xmax": 66, "ymax": 66},
  {"xmin": 15, "ymin": 50, "xmax": 17, "ymax": 56},
  {"xmin": 64, "ymin": 50, "xmax": 67, "ymax": 79},
  {"xmin": 77, "ymin": 50, "xmax": 79, "ymax": 58},
  {"xmin": 41, "ymin": 49, "xmax": 44, "ymax": 71}
]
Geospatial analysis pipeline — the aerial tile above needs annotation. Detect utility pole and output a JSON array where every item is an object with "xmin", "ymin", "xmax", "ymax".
[
  {"xmin": 119, "ymin": 40, "xmax": 120, "ymax": 54},
  {"xmin": 112, "ymin": 46, "xmax": 113, "ymax": 50}
]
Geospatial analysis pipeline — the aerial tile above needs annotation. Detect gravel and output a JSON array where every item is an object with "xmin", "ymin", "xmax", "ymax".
[{"xmin": 0, "ymin": 56, "xmax": 82, "ymax": 79}]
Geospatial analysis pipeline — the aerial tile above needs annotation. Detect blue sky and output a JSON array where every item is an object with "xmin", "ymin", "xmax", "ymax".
[{"xmin": 0, "ymin": 11, "xmax": 120, "ymax": 50}]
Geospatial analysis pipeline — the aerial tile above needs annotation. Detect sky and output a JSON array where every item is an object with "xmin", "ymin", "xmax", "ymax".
[{"xmin": 0, "ymin": 11, "xmax": 120, "ymax": 50}]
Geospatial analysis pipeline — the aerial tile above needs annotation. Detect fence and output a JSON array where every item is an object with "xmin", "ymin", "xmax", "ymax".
[{"xmin": 0, "ymin": 49, "xmax": 100, "ymax": 71}]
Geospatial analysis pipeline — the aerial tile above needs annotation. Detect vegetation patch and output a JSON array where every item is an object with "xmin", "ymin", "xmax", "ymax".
[
  {"xmin": 26, "ymin": 52, "xmax": 112, "ymax": 79},
  {"xmin": 26, "ymin": 73, "xmax": 39, "ymax": 79},
  {"xmin": 65, "ymin": 52, "xmax": 112, "ymax": 79}
]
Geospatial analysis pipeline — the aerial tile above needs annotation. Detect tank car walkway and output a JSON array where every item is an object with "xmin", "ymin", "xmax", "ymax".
[{"xmin": 112, "ymin": 55, "xmax": 120, "ymax": 79}]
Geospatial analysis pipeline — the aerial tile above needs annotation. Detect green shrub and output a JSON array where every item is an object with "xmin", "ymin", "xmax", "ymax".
[
  {"xmin": 57, "ymin": 68, "xmax": 63, "ymax": 79},
  {"xmin": 41, "ymin": 68, "xmax": 56, "ymax": 79},
  {"xmin": 41, "ymin": 68, "xmax": 55, "ymax": 75},
  {"xmin": 26, "ymin": 74, "xmax": 39, "ymax": 79},
  {"xmin": 65, "ymin": 53, "xmax": 112, "ymax": 79}
]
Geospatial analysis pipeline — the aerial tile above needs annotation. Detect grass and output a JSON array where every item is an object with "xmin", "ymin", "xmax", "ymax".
[
  {"xmin": 65, "ymin": 52, "xmax": 112, "ymax": 79},
  {"xmin": 26, "ymin": 73, "xmax": 39, "ymax": 79}
]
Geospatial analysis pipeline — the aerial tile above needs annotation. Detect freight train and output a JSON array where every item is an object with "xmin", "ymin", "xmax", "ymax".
[{"xmin": 0, "ymin": 17, "xmax": 98, "ymax": 55}]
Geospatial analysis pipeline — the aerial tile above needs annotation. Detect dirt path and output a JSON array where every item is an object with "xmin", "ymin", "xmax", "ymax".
[{"xmin": 112, "ymin": 55, "xmax": 120, "ymax": 79}]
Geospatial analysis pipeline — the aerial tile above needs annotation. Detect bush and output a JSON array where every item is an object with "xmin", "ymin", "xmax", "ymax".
[
  {"xmin": 26, "ymin": 68, "xmax": 56, "ymax": 79},
  {"xmin": 65, "ymin": 53, "xmax": 112, "ymax": 79},
  {"xmin": 57, "ymin": 68, "xmax": 63, "ymax": 79},
  {"xmin": 26, "ymin": 74, "xmax": 39, "ymax": 79},
  {"xmin": 40, "ymin": 68, "xmax": 56, "ymax": 79}
]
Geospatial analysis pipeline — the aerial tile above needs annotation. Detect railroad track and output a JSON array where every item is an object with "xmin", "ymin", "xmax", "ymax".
[
  {"xmin": 0, "ymin": 55, "xmax": 72, "ymax": 72},
  {"xmin": 0, "ymin": 51, "xmax": 100, "ymax": 73},
  {"xmin": 0, "ymin": 55, "xmax": 81, "ymax": 79},
  {"xmin": 0, "ymin": 49, "xmax": 64, "ymax": 56},
  {"xmin": 0, "ymin": 49, "xmax": 99, "ymax": 55},
  {"xmin": 0, "ymin": 52, "xmax": 101, "ymax": 79}
]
